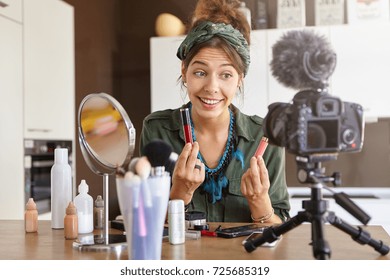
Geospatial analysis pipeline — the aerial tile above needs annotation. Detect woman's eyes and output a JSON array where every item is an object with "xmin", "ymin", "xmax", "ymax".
[{"xmin": 193, "ymin": 71, "xmax": 233, "ymax": 79}]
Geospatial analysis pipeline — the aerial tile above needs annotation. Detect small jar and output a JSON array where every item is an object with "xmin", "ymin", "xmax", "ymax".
[
  {"xmin": 25, "ymin": 198, "xmax": 38, "ymax": 233},
  {"xmin": 64, "ymin": 201, "xmax": 78, "ymax": 240},
  {"xmin": 94, "ymin": 195, "xmax": 104, "ymax": 229}
]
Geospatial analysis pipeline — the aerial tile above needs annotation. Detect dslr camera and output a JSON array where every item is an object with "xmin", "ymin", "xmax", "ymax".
[
  {"xmin": 263, "ymin": 89, "xmax": 364, "ymax": 156},
  {"xmin": 265, "ymin": 29, "xmax": 365, "ymax": 156}
]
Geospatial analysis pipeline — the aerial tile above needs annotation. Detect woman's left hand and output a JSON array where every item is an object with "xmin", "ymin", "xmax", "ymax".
[
  {"xmin": 241, "ymin": 156, "xmax": 270, "ymax": 201},
  {"xmin": 241, "ymin": 156, "xmax": 281, "ymax": 224}
]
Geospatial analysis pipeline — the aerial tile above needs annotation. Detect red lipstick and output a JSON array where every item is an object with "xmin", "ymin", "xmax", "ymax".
[{"xmin": 180, "ymin": 108, "xmax": 193, "ymax": 144}]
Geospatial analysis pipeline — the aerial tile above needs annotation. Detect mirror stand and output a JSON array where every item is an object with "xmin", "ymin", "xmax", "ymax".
[{"xmin": 75, "ymin": 92, "xmax": 135, "ymax": 253}]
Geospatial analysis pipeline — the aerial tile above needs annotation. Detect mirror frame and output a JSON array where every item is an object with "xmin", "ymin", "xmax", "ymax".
[{"xmin": 78, "ymin": 92, "xmax": 136, "ymax": 174}]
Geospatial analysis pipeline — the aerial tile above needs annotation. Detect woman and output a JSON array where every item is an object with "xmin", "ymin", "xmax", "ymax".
[{"xmin": 140, "ymin": 0, "xmax": 290, "ymax": 223}]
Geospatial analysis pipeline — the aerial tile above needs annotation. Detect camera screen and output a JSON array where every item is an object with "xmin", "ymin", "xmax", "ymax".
[{"xmin": 307, "ymin": 119, "xmax": 339, "ymax": 151}]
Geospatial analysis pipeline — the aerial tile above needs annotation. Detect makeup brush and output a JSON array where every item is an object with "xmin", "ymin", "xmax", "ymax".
[
  {"xmin": 165, "ymin": 152, "xmax": 178, "ymax": 177},
  {"xmin": 125, "ymin": 174, "xmax": 147, "ymax": 260},
  {"xmin": 134, "ymin": 156, "xmax": 154, "ymax": 258},
  {"xmin": 128, "ymin": 157, "xmax": 140, "ymax": 174},
  {"xmin": 134, "ymin": 156, "xmax": 151, "ymax": 179},
  {"xmin": 142, "ymin": 139, "xmax": 173, "ymax": 176}
]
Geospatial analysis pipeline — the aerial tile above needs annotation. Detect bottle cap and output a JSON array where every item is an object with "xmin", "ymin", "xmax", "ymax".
[
  {"xmin": 66, "ymin": 201, "xmax": 77, "ymax": 215},
  {"xmin": 54, "ymin": 148, "xmax": 68, "ymax": 164},
  {"xmin": 78, "ymin": 179, "xmax": 89, "ymax": 193},
  {"xmin": 26, "ymin": 198, "xmax": 37, "ymax": 210},
  {"xmin": 95, "ymin": 195, "xmax": 104, "ymax": 207},
  {"xmin": 168, "ymin": 199, "xmax": 184, "ymax": 214}
]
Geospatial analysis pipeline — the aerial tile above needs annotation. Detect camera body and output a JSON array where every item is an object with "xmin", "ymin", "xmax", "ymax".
[{"xmin": 263, "ymin": 90, "xmax": 364, "ymax": 156}]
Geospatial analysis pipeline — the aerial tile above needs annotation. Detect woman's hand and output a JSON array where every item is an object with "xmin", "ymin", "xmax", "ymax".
[
  {"xmin": 241, "ymin": 156, "xmax": 281, "ymax": 223},
  {"xmin": 170, "ymin": 142, "xmax": 205, "ymax": 204},
  {"xmin": 241, "ymin": 156, "xmax": 270, "ymax": 200}
]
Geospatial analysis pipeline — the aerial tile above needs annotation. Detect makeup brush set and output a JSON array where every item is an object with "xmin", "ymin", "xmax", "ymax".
[{"xmin": 116, "ymin": 140, "xmax": 174, "ymax": 260}]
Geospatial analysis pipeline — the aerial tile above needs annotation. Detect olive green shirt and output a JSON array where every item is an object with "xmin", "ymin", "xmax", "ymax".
[{"xmin": 140, "ymin": 104, "xmax": 290, "ymax": 222}]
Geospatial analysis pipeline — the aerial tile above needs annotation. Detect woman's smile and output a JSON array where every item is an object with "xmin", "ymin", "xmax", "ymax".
[{"xmin": 199, "ymin": 97, "xmax": 223, "ymax": 106}]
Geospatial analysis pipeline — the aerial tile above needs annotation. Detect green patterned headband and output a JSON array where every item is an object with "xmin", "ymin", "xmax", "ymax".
[{"xmin": 176, "ymin": 21, "xmax": 250, "ymax": 76}]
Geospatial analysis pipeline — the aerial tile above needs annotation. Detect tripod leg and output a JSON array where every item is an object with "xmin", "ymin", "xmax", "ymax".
[
  {"xmin": 303, "ymin": 187, "xmax": 332, "ymax": 259},
  {"xmin": 311, "ymin": 216, "xmax": 331, "ymax": 260},
  {"xmin": 327, "ymin": 212, "xmax": 390, "ymax": 255},
  {"xmin": 244, "ymin": 210, "xmax": 309, "ymax": 252}
]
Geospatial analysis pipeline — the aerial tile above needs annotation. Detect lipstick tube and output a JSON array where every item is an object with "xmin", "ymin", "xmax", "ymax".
[
  {"xmin": 254, "ymin": 137, "xmax": 269, "ymax": 157},
  {"xmin": 200, "ymin": 230, "xmax": 217, "ymax": 237},
  {"xmin": 180, "ymin": 108, "xmax": 193, "ymax": 144}
]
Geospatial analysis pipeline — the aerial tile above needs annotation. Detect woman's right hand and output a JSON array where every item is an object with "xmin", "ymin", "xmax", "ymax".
[{"xmin": 169, "ymin": 142, "xmax": 205, "ymax": 204}]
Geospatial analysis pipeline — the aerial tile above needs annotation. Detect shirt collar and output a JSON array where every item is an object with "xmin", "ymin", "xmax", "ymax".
[{"xmin": 231, "ymin": 104, "xmax": 262, "ymax": 143}]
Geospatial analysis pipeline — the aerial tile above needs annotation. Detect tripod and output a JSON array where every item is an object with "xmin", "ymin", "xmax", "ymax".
[{"xmin": 244, "ymin": 155, "xmax": 390, "ymax": 260}]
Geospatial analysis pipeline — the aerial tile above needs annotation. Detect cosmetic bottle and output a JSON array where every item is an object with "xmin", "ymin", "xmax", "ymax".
[
  {"xmin": 25, "ymin": 198, "xmax": 38, "ymax": 233},
  {"xmin": 64, "ymin": 201, "xmax": 78, "ymax": 240},
  {"xmin": 94, "ymin": 195, "xmax": 104, "ymax": 229},
  {"xmin": 74, "ymin": 180, "xmax": 94, "ymax": 234},
  {"xmin": 168, "ymin": 199, "xmax": 185, "ymax": 245},
  {"xmin": 238, "ymin": 1, "xmax": 252, "ymax": 29},
  {"xmin": 51, "ymin": 148, "xmax": 72, "ymax": 229},
  {"xmin": 253, "ymin": 0, "xmax": 268, "ymax": 30}
]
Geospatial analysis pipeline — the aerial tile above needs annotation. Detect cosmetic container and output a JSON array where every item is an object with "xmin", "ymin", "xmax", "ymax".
[
  {"xmin": 25, "ymin": 198, "xmax": 38, "ymax": 233},
  {"xmin": 51, "ymin": 148, "xmax": 72, "ymax": 229},
  {"xmin": 64, "ymin": 201, "xmax": 78, "ymax": 240},
  {"xmin": 168, "ymin": 199, "xmax": 185, "ymax": 245},
  {"xmin": 94, "ymin": 195, "xmax": 104, "ymax": 229},
  {"xmin": 238, "ymin": 1, "xmax": 252, "ymax": 29},
  {"xmin": 74, "ymin": 180, "xmax": 94, "ymax": 234}
]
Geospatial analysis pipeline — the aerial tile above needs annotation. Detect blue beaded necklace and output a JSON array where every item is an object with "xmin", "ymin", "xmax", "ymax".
[{"xmin": 189, "ymin": 104, "xmax": 244, "ymax": 203}]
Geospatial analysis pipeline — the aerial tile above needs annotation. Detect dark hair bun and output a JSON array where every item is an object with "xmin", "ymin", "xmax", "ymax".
[{"xmin": 191, "ymin": 0, "xmax": 250, "ymax": 44}]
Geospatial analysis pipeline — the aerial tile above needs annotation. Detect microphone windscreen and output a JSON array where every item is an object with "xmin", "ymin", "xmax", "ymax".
[
  {"xmin": 270, "ymin": 29, "xmax": 336, "ymax": 90},
  {"xmin": 142, "ymin": 139, "xmax": 173, "ymax": 167}
]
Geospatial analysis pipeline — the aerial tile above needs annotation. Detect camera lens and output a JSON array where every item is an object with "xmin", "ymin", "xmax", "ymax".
[{"xmin": 263, "ymin": 102, "xmax": 289, "ymax": 147}]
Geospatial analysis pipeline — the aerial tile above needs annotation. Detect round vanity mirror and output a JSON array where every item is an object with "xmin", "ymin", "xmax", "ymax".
[
  {"xmin": 77, "ymin": 92, "xmax": 136, "ymax": 250},
  {"xmin": 78, "ymin": 92, "xmax": 135, "ymax": 174}
]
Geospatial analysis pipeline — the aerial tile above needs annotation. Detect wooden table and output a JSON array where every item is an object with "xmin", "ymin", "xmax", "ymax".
[{"xmin": 1, "ymin": 220, "xmax": 389, "ymax": 260}]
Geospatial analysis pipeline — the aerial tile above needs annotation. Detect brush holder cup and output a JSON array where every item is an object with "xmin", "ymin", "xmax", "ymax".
[{"xmin": 116, "ymin": 174, "xmax": 170, "ymax": 260}]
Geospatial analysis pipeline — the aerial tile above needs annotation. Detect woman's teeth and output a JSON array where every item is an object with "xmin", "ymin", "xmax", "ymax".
[{"xmin": 200, "ymin": 98, "xmax": 220, "ymax": 105}]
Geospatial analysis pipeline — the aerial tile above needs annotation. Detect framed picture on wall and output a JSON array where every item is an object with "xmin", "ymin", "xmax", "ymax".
[
  {"xmin": 276, "ymin": 0, "xmax": 306, "ymax": 29},
  {"xmin": 314, "ymin": 0, "xmax": 345, "ymax": 26},
  {"xmin": 346, "ymin": 0, "xmax": 390, "ymax": 24}
]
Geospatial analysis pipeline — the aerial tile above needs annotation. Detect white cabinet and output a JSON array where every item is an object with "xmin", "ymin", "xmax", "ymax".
[
  {"xmin": 0, "ymin": 0, "xmax": 75, "ymax": 219},
  {"xmin": 150, "ymin": 23, "xmax": 390, "ymax": 120},
  {"xmin": 23, "ymin": 0, "xmax": 75, "ymax": 141},
  {"xmin": 0, "ymin": 7, "xmax": 24, "ymax": 219}
]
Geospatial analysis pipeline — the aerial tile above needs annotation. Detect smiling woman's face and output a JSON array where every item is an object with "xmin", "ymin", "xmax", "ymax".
[{"xmin": 182, "ymin": 47, "xmax": 243, "ymax": 120}]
